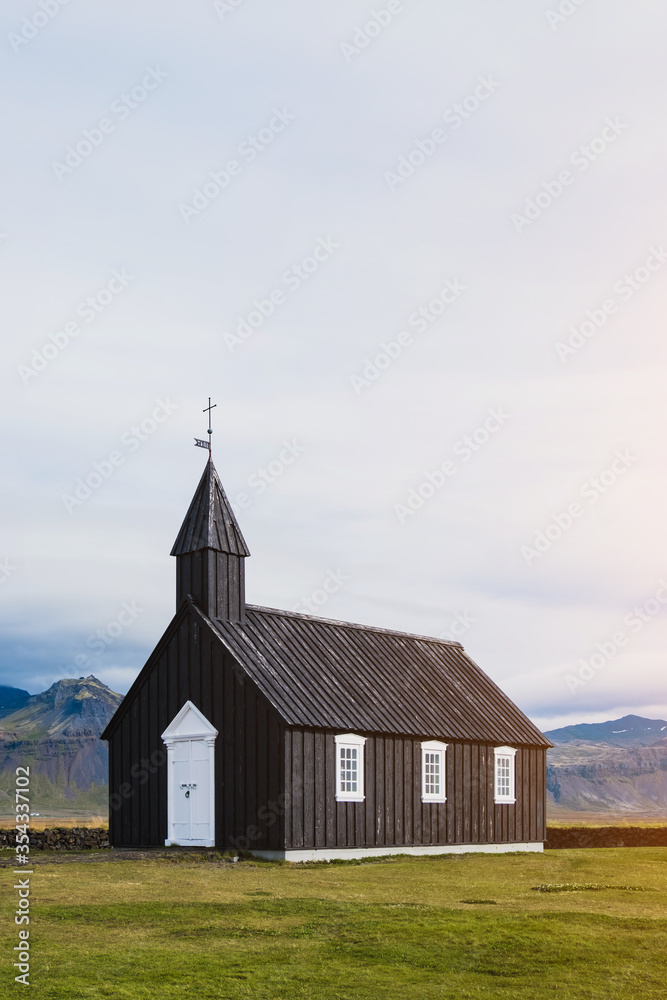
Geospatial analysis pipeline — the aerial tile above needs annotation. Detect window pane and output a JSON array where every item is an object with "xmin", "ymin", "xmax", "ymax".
[
  {"xmin": 424, "ymin": 750, "xmax": 442, "ymax": 796},
  {"xmin": 496, "ymin": 756, "xmax": 512, "ymax": 796},
  {"xmin": 339, "ymin": 744, "xmax": 359, "ymax": 794}
]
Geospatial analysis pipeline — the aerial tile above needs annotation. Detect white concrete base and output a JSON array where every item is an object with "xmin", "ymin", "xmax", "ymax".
[
  {"xmin": 250, "ymin": 842, "xmax": 544, "ymax": 862},
  {"xmin": 164, "ymin": 839, "xmax": 215, "ymax": 848}
]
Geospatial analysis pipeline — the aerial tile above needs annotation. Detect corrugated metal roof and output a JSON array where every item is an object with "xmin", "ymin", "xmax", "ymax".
[
  {"xmin": 209, "ymin": 605, "xmax": 551, "ymax": 747},
  {"xmin": 170, "ymin": 459, "xmax": 250, "ymax": 557}
]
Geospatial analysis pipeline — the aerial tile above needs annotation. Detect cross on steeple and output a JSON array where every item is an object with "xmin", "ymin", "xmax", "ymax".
[
  {"xmin": 194, "ymin": 397, "xmax": 217, "ymax": 456},
  {"xmin": 203, "ymin": 397, "xmax": 216, "ymax": 436},
  {"xmin": 171, "ymin": 452, "xmax": 250, "ymax": 621}
]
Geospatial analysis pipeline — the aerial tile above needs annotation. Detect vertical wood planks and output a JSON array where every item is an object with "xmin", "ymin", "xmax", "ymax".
[
  {"xmin": 375, "ymin": 736, "xmax": 385, "ymax": 846},
  {"xmin": 107, "ymin": 604, "xmax": 547, "ymax": 851},
  {"xmin": 303, "ymin": 730, "xmax": 315, "ymax": 847}
]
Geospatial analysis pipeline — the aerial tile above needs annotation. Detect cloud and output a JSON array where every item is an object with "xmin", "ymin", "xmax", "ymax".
[{"xmin": 2, "ymin": 0, "xmax": 667, "ymax": 729}]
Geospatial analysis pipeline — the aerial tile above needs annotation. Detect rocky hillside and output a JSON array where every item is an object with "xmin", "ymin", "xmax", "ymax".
[
  {"xmin": 0, "ymin": 685, "xmax": 30, "ymax": 720},
  {"xmin": 545, "ymin": 715, "xmax": 667, "ymax": 815},
  {"xmin": 0, "ymin": 676, "xmax": 122, "ymax": 817}
]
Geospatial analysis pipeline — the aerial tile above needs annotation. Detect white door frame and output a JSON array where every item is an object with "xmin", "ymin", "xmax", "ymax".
[{"xmin": 162, "ymin": 700, "xmax": 218, "ymax": 847}]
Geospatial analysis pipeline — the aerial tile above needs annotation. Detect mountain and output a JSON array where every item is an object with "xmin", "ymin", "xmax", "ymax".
[
  {"xmin": 2, "ymin": 683, "xmax": 666, "ymax": 821},
  {"xmin": 0, "ymin": 685, "xmax": 30, "ymax": 720},
  {"xmin": 0, "ymin": 675, "xmax": 122, "ymax": 739},
  {"xmin": 0, "ymin": 676, "xmax": 123, "ymax": 819},
  {"xmin": 545, "ymin": 714, "xmax": 667, "ymax": 749},
  {"xmin": 545, "ymin": 715, "xmax": 667, "ymax": 817}
]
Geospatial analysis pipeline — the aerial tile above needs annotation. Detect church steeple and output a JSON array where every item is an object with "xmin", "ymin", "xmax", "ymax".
[{"xmin": 170, "ymin": 458, "xmax": 250, "ymax": 621}]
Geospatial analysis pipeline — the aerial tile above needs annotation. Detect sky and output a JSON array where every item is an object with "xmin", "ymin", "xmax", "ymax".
[{"xmin": 2, "ymin": 0, "xmax": 667, "ymax": 732}]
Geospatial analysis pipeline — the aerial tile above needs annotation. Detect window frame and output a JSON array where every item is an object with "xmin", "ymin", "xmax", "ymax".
[
  {"xmin": 421, "ymin": 740, "xmax": 448, "ymax": 803},
  {"xmin": 493, "ymin": 745, "xmax": 517, "ymax": 803},
  {"xmin": 334, "ymin": 733, "xmax": 367, "ymax": 802}
]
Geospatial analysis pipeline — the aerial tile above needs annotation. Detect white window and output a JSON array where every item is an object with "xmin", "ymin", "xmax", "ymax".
[
  {"xmin": 421, "ymin": 741, "xmax": 448, "ymax": 802},
  {"xmin": 334, "ymin": 733, "xmax": 366, "ymax": 802},
  {"xmin": 494, "ymin": 746, "xmax": 517, "ymax": 803}
]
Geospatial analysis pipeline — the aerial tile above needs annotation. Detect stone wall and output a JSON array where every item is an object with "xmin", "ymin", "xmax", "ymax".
[
  {"xmin": 545, "ymin": 826, "xmax": 667, "ymax": 848},
  {"xmin": 1, "ymin": 825, "xmax": 665, "ymax": 851},
  {"xmin": 0, "ymin": 827, "xmax": 109, "ymax": 850}
]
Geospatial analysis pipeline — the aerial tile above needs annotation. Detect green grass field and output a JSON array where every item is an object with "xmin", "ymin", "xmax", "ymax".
[{"xmin": 2, "ymin": 848, "xmax": 666, "ymax": 998}]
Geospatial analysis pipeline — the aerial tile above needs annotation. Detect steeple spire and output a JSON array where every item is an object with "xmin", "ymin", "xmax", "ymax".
[{"xmin": 170, "ymin": 459, "xmax": 249, "ymax": 621}]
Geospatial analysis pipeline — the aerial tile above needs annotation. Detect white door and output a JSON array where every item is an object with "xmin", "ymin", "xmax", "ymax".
[
  {"xmin": 172, "ymin": 739, "xmax": 212, "ymax": 843},
  {"xmin": 162, "ymin": 701, "xmax": 218, "ymax": 847}
]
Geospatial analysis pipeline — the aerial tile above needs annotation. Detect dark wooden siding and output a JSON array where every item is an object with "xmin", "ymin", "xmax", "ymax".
[
  {"xmin": 176, "ymin": 550, "xmax": 245, "ymax": 622},
  {"xmin": 106, "ymin": 606, "xmax": 546, "ymax": 852},
  {"xmin": 284, "ymin": 729, "xmax": 546, "ymax": 849},
  {"xmin": 106, "ymin": 605, "xmax": 284, "ymax": 849}
]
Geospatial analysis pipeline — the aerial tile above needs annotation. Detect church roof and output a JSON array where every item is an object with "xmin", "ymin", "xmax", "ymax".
[
  {"xmin": 208, "ymin": 604, "xmax": 551, "ymax": 747},
  {"xmin": 170, "ymin": 459, "xmax": 250, "ymax": 557}
]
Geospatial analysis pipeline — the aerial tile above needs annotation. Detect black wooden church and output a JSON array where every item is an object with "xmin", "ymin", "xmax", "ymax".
[{"xmin": 102, "ymin": 458, "xmax": 551, "ymax": 859}]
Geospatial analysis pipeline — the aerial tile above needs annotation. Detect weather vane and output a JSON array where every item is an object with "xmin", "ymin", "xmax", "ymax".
[{"xmin": 194, "ymin": 397, "xmax": 216, "ymax": 456}]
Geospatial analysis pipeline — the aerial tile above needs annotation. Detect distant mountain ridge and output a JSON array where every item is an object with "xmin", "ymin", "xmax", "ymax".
[
  {"xmin": 0, "ymin": 685, "xmax": 30, "ymax": 720},
  {"xmin": 545, "ymin": 715, "xmax": 667, "ymax": 816},
  {"xmin": 1, "ymin": 681, "xmax": 665, "ymax": 819},
  {"xmin": 0, "ymin": 676, "xmax": 122, "ymax": 739},
  {"xmin": 545, "ymin": 714, "xmax": 667, "ymax": 749},
  {"xmin": 0, "ymin": 676, "xmax": 122, "ymax": 817}
]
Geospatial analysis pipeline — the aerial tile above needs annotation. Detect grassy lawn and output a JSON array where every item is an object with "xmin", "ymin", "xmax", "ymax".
[
  {"xmin": 2, "ymin": 848, "xmax": 666, "ymax": 998},
  {"xmin": 547, "ymin": 816, "xmax": 667, "ymax": 828},
  {"xmin": 0, "ymin": 815, "xmax": 109, "ymax": 830}
]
